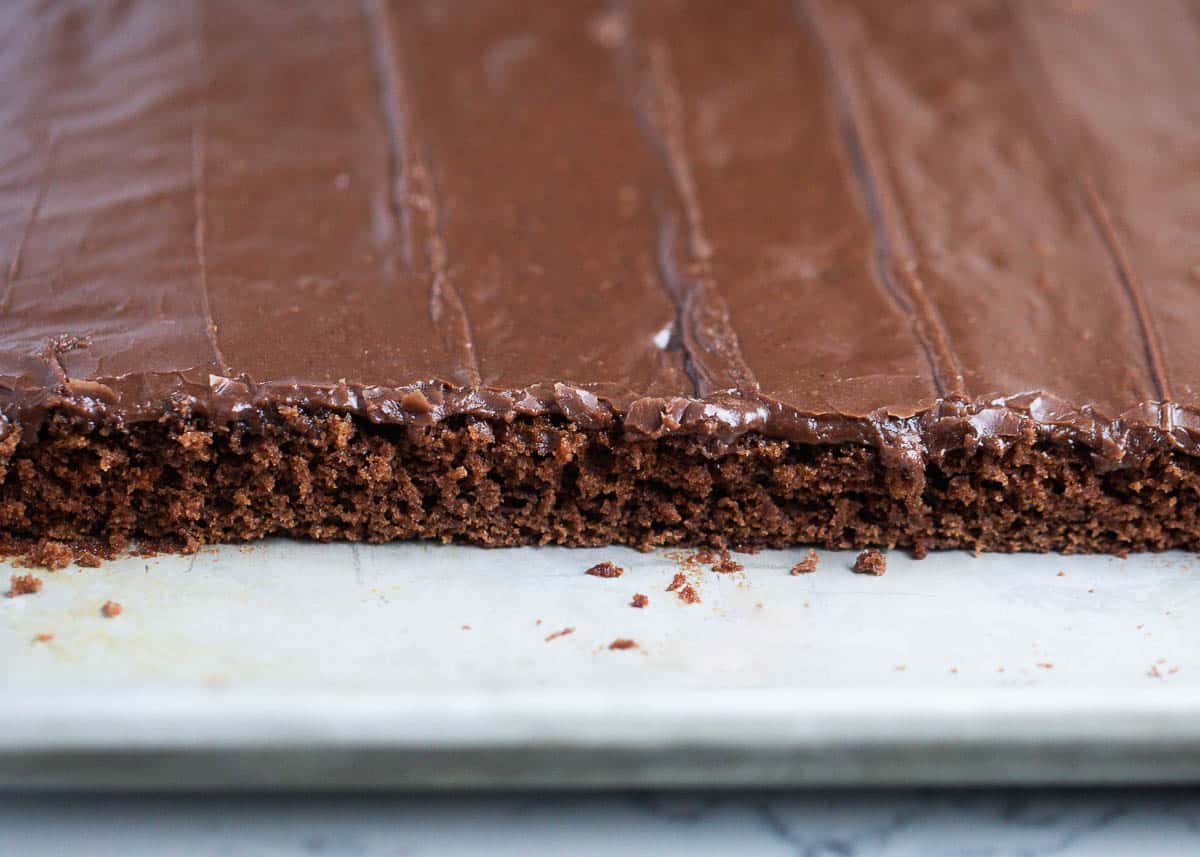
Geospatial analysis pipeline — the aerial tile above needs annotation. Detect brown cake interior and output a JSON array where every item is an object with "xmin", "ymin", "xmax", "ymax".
[{"xmin": 3, "ymin": 407, "xmax": 1195, "ymax": 561}]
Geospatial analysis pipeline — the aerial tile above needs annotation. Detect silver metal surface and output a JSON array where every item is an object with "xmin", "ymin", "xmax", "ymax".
[{"xmin": 2, "ymin": 541, "xmax": 1197, "ymax": 788}]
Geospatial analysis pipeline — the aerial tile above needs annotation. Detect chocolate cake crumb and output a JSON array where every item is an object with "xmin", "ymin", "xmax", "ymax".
[
  {"xmin": 6, "ymin": 573, "xmax": 42, "ymax": 598},
  {"xmin": 21, "ymin": 539, "xmax": 73, "ymax": 570},
  {"xmin": 677, "ymin": 584, "xmax": 700, "ymax": 604},
  {"xmin": 853, "ymin": 548, "xmax": 887, "ymax": 576},
  {"xmin": 1, "ymin": 536, "xmax": 123, "ymax": 570},
  {"xmin": 669, "ymin": 548, "xmax": 718, "ymax": 568},
  {"xmin": 666, "ymin": 572, "xmax": 687, "ymax": 592},
  {"xmin": 631, "ymin": 593, "xmax": 649, "ymax": 608},
  {"xmin": 544, "ymin": 626, "xmax": 575, "ymax": 642},
  {"xmin": 585, "ymin": 561, "xmax": 623, "ymax": 578},
  {"xmin": 791, "ymin": 549, "xmax": 819, "ymax": 575},
  {"xmin": 75, "ymin": 551, "xmax": 102, "ymax": 568},
  {"xmin": 32, "ymin": 633, "xmax": 53, "ymax": 643},
  {"xmin": 711, "ymin": 549, "xmax": 743, "ymax": 574},
  {"xmin": 608, "ymin": 638, "xmax": 638, "ymax": 650},
  {"xmin": 100, "ymin": 600, "xmax": 122, "ymax": 618}
]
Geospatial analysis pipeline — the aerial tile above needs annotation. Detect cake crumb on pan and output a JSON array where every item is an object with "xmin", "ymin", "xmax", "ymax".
[
  {"xmin": 791, "ymin": 549, "xmax": 819, "ymax": 575},
  {"xmin": 585, "ymin": 561, "xmax": 623, "ymax": 578},
  {"xmin": 5, "ymin": 574, "xmax": 42, "ymax": 598},
  {"xmin": 853, "ymin": 549, "xmax": 887, "ymax": 576}
]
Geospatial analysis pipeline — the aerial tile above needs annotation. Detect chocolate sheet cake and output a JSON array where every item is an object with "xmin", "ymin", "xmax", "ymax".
[{"xmin": 0, "ymin": 0, "xmax": 1197, "ymax": 557}]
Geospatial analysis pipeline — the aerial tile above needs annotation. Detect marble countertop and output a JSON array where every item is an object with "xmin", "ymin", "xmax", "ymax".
[{"xmin": 4, "ymin": 790, "xmax": 1199, "ymax": 856}]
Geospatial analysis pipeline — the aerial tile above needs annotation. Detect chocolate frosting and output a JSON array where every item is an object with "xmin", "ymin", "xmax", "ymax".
[{"xmin": 1, "ymin": 0, "xmax": 1198, "ymax": 476}]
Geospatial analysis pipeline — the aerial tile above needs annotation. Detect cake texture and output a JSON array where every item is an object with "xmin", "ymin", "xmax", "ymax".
[{"xmin": 0, "ymin": 0, "xmax": 1198, "ymax": 558}]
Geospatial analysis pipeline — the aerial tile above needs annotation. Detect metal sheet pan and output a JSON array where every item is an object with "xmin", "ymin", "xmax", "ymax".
[{"xmin": 2, "ymin": 541, "xmax": 1198, "ymax": 788}]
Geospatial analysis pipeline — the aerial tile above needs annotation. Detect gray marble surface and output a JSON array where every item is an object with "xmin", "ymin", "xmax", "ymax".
[{"xmin": 2, "ymin": 790, "xmax": 1197, "ymax": 856}]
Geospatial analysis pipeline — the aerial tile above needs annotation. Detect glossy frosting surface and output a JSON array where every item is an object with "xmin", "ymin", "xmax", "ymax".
[{"xmin": 1, "ymin": 0, "xmax": 1198, "ymax": 461}]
